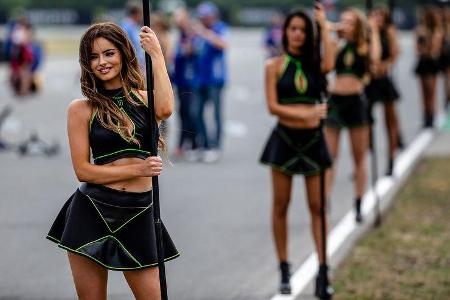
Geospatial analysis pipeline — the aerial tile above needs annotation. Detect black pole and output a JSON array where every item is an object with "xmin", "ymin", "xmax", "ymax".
[
  {"xmin": 315, "ymin": 0, "xmax": 328, "ymax": 281},
  {"xmin": 366, "ymin": 0, "xmax": 373, "ymax": 13},
  {"xmin": 316, "ymin": 15, "xmax": 328, "ymax": 272},
  {"xmin": 315, "ymin": 2, "xmax": 333, "ymax": 298},
  {"xmin": 388, "ymin": 0, "xmax": 395, "ymax": 16},
  {"xmin": 366, "ymin": 0, "xmax": 382, "ymax": 227},
  {"xmin": 142, "ymin": 1, "xmax": 169, "ymax": 299}
]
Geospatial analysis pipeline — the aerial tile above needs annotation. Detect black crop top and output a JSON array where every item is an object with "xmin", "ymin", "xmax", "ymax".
[
  {"xmin": 89, "ymin": 88, "xmax": 152, "ymax": 165},
  {"xmin": 335, "ymin": 43, "xmax": 368, "ymax": 78},
  {"xmin": 276, "ymin": 54, "xmax": 322, "ymax": 104}
]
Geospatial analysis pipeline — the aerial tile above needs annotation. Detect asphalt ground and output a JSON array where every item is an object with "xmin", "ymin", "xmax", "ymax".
[{"xmin": 0, "ymin": 27, "xmax": 445, "ymax": 299}]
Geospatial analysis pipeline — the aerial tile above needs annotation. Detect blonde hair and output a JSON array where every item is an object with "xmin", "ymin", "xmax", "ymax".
[{"xmin": 343, "ymin": 8, "xmax": 369, "ymax": 52}]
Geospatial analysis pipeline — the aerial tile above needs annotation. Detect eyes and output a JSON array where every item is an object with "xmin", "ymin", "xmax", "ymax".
[
  {"xmin": 288, "ymin": 25, "xmax": 305, "ymax": 34},
  {"xmin": 90, "ymin": 50, "xmax": 116, "ymax": 61}
]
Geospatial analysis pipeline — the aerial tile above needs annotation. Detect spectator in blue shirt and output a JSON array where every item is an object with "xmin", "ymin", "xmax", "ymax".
[
  {"xmin": 121, "ymin": 1, "xmax": 145, "ymax": 69},
  {"xmin": 172, "ymin": 8, "xmax": 199, "ymax": 159},
  {"xmin": 193, "ymin": 2, "xmax": 228, "ymax": 162}
]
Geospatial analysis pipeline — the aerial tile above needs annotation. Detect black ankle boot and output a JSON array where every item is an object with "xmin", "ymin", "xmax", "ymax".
[
  {"xmin": 279, "ymin": 261, "xmax": 291, "ymax": 294},
  {"xmin": 355, "ymin": 198, "xmax": 363, "ymax": 223},
  {"xmin": 397, "ymin": 134, "xmax": 405, "ymax": 150},
  {"xmin": 386, "ymin": 157, "xmax": 394, "ymax": 176},
  {"xmin": 424, "ymin": 113, "xmax": 434, "ymax": 128},
  {"xmin": 315, "ymin": 264, "xmax": 334, "ymax": 300}
]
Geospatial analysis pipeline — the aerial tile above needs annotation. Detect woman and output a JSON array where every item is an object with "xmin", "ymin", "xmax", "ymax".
[
  {"xmin": 47, "ymin": 23, "xmax": 179, "ymax": 299},
  {"xmin": 260, "ymin": 5, "xmax": 334, "ymax": 298},
  {"xmin": 325, "ymin": 8, "xmax": 381, "ymax": 223},
  {"xmin": 365, "ymin": 6, "xmax": 402, "ymax": 176},
  {"xmin": 415, "ymin": 6, "xmax": 444, "ymax": 128}
]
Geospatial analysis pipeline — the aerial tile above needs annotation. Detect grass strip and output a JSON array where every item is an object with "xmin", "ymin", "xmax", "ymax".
[{"xmin": 333, "ymin": 157, "xmax": 450, "ymax": 300}]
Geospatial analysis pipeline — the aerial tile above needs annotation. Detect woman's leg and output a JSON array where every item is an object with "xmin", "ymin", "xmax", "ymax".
[
  {"xmin": 349, "ymin": 126, "xmax": 370, "ymax": 199},
  {"xmin": 176, "ymin": 87, "xmax": 190, "ymax": 152},
  {"xmin": 305, "ymin": 174, "xmax": 333, "ymax": 298},
  {"xmin": 304, "ymin": 174, "xmax": 327, "ymax": 264},
  {"xmin": 383, "ymin": 101, "xmax": 400, "ymax": 159},
  {"xmin": 324, "ymin": 127, "xmax": 341, "ymax": 200},
  {"xmin": 421, "ymin": 75, "xmax": 437, "ymax": 127},
  {"xmin": 123, "ymin": 267, "xmax": 161, "ymax": 300},
  {"xmin": 271, "ymin": 168, "xmax": 293, "ymax": 293},
  {"xmin": 419, "ymin": 76, "xmax": 429, "ymax": 125},
  {"xmin": 271, "ymin": 169, "xmax": 293, "ymax": 262},
  {"xmin": 427, "ymin": 75, "xmax": 438, "ymax": 115},
  {"xmin": 446, "ymin": 68, "xmax": 450, "ymax": 109},
  {"xmin": 68, "ymin": 253, "xmax": 108, "ymax": 300}
]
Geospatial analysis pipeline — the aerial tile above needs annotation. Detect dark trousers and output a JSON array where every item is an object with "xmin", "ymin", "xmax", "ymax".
[
  {"xmin": 176, "ymin": 86, "xmax": 197, "ymax": 150},
  {"xmin": 194, "ymin": 85, "xmax": 224, "ymax": 150}
]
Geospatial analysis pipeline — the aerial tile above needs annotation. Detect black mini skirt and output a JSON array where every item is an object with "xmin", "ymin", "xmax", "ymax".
[
  {"xmin": 260, "ymin": 123, "xmax": 332, "ymax": 176},
  {"xmin": 47, "ymin": 183, "xmax": 179, "ymax": 270},
  {"xmin": 326, "ymin": 94, "xmax": 369, "ymax": 129},
  {"xmin": 365, "ymin": 76, "xmax": 400, "ymax": 103},
  {"xmin": 414, "ymin": 57, "xmax": 440, "ymax": 76}
]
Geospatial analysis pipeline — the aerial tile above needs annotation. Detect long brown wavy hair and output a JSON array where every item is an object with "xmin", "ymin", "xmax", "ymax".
[{"xmin": 79, "ymin": 22, "xmax": 164, "ymax": 152}]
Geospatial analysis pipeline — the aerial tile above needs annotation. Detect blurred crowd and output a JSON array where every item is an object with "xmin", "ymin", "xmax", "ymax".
[
  {"xmin": 121, "ymin": 1, "xmax": 228, "ymax": 163},
  {"xmin": 1, "ymin": 16, "xmax": 44, "ymax": 97}
]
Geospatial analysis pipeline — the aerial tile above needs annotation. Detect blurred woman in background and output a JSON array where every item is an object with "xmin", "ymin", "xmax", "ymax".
[
  {"xmin": 325, "ymin": 8, "xmax": 381, "ymax": 223},
  {"xmin": 415, "ymin": 6, "xmax": 443, "ymax": 128},
  {"xmin": 365, "ymin": 6, "xmax": 402, "ymax": 176}
]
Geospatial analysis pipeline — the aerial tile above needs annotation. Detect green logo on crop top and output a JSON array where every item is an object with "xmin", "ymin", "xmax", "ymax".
[
  {"xmin": 344, "ymin": 48, "xmax": 355, "ymax": 68},
  {"xmin": 287, "ymin": 55, "xmax": 309, "ymax": 95},
  {"xmin": 295, "ymin": 67, "xmax": 308, "ymax": 95}
]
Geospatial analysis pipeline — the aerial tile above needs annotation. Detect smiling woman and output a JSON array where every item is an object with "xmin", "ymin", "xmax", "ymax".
[{"xmin": 46, "ymin": 22, "xmax": 179, "ymax": 299}]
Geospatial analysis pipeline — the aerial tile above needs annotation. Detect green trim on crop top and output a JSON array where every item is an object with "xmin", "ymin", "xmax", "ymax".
[
  {"xmin": 89, "ymin": 88, "xmax": 152, "ymax": 165},
  {"xmin": 276, "ymin": 53, "xmax": 322, "ymax": 105},
  {"xmin": 335, "ymin": 42, "xmax": 368, "ymax": 79}
]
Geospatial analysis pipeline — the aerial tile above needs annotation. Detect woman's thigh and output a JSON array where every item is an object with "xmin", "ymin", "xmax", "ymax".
[
  {"xmin": 68, "ymin": 252, "xmax": 108, "ymax": 300},
  {"xmin": 123, "ymin": 267, "xmax": 161, "ymax": 300}
]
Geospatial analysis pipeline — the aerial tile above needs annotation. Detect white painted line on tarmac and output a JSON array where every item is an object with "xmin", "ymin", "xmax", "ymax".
[{"xmin": 270, "ymin": 115, "xmax": 444, "ymax": 300}]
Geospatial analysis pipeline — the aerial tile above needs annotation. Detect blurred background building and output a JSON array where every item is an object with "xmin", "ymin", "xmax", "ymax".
[{"xmin": 1, "ymin": 0, "xmax": 448, "ymax": 28}]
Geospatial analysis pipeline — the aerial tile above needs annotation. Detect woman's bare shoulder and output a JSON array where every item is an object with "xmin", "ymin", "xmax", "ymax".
[
  {"xmin": 67, "ymin": 99, "xmax": 92, "ymax": 121},
  {"xmin": 265, "ymin": 55, "xmax": 284, "ymax": 68},
  {"xmin": 265, "ymin": 55, "xmax": 286, "ymax": 77}
]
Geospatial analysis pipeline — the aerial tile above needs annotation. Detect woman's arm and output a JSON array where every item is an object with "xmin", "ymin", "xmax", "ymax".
[
  {"xmin": 265, "ymin": 58, "xmax": 325, "ymax": 124},
  {"xmin": 139, "ymin": 26, "xmax": 174, "ymax": 120},
  {"xmin": 431, "ymin": 29, "xmax": 444, "ymax": 58},
  {"xmin": 368, "ymin": 17, "xmax": 382, "ymax": 65},
  {"xmin": 315, "ymin": 3, "xmax": 335, "ymax": 73},
  {"xmin": 67, "ymin": 99, "xmax": 162, "ymax": 185},
  {"xmin": 416, "ymin": 27, "xmax": 428, "ymax": 56},
  {"xmin": 194, "ymin": 22, "xmax": 228, "ymax": 50},
  {"xmin": 386, "ymin": 25, "xmax": 400, "ymax": 65}
]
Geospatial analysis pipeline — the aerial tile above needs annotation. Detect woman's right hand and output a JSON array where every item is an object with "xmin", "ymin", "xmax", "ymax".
[
  {"xmin": 306, "ymin": 103, "xmax": 327, "ymax": 127},
  {"xmin": 313, "ymin": 103, "xmax": 328, "ymax": 120},
  {"xmin": 137, "ymin": 156, "xmax": 163, "ymax": 177}
]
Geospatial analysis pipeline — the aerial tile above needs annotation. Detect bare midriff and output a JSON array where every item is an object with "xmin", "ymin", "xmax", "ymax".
[
  {"xmin": 103, "ymin": 157, "xmax": 152, "ymax": 192},
  {"xmin": 331, "ymin": 75, "xmax": 364, "ymax": 95}
]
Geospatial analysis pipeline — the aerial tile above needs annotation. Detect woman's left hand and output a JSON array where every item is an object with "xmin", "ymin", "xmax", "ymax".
[{"xmin": 139, "ymin": 26, "xmax": 163, "ymax": 57}]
